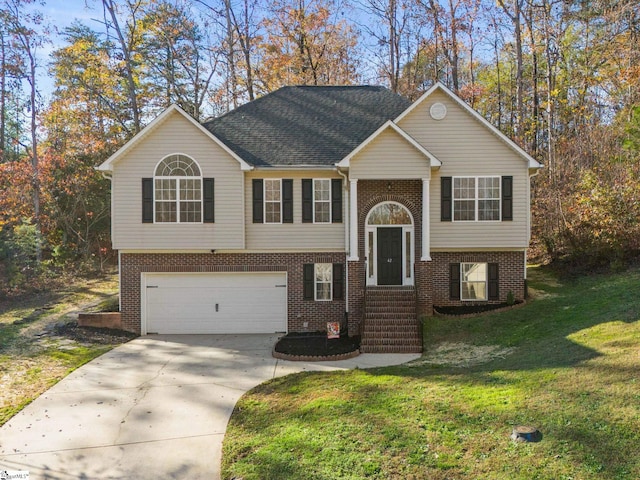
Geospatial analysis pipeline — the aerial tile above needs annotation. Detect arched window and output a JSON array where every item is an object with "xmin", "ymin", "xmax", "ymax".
[
  {"xmin": 366, "ymin": 202, "xmax": 412, "ymax": 226},
  {"xmin": 154, "ymin": 154, "xmax": 202, "ymax": 223}
]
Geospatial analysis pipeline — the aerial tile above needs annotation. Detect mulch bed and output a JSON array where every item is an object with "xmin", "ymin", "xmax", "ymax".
[
  {"xmin": 52, "ymin": 321, "xmax": 138, "ymax": 345},
  {"xmin": 274, "ymin": 332, "xmax": 360, "ymax": 359},
  {"xmin": 434, "ymin": 301, "xmax": 524, "ymax": 316}
]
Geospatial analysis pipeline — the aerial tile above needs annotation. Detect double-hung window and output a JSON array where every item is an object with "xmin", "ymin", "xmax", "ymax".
[
  {"xmin": 453, "ymin": 176, "xmax": 500, "ymax": 221},
  {"xmin": 153, "ymin": 155, "xmax": 202, "ymax": 223},
  {"xmin": 461, "ymin": 262, "xmax": 487, "ymax": 300},
  {"xmin": 303, "ymin": 263, "xmax": 344, "ymax": 301},
  {"xmin": 264, "ymin": 179, "xmax": 282, "ymax": 223},
  {"xmin": 314, "ymin": 263, "xmax": 332, "ymax": 301},
  {"xmin": 313, "ymin": 179, "xmax": 331, "ymax": 223}
]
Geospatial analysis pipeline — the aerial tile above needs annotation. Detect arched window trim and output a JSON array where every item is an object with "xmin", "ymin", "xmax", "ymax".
[
  {"xmin": 365, "ymin": 201, "xmax": 415, "ymax": 287},
  {"xmin": 365, "ymin": 201, "xmax": 414, "ymax": 226},
  {"xmin": 153, "ymin": 153, "xmax": 203, "ymax": 224}
]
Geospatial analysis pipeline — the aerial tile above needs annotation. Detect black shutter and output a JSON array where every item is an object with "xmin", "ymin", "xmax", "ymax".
[
  {"xmin": 252, "ymin": 179, "xmax": 263, "ymax": 223},
  {"xmin": 203, "ymin": 178, "xmax": 215, "ymax": 223},
  {"xmin": 441, "ymin": 177, "xmax": 452, "ymax": 221},
  {"xmin": 282, "ymin": 179, "xmax": 293, "ymax": 223},
  {"xmin": 488, "ymin": 263, "xmax": 500, "ymax": 300},
  {"xmin": 502, "ymin": 176, "xmax": 513, "ymax": 221},
  {"xmin": 449, "ymin": 263, "xmax": 461, "ymax": 300},
  {"xmin": 142, "ymin": 178, "xmax": 153, "ymax": 223},
  {"xmin": 303, "ymin": 264, "xmax": 314, "ymax": 300},
  {"xmin": 331, "ymin": 179, "xmax": 343, "ymax": 223},
  {"xmin": 333, "ymin": 263, "xmax": 344, "ymax": 300},
  {"xmin": 302, "ymin": 179, "xmax": 313, "ymax": 223}
]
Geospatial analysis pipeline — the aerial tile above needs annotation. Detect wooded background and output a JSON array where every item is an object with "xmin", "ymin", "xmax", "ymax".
[{"xmin": 1, "ymin": 0, "xmax": 638, "ymax": 294}]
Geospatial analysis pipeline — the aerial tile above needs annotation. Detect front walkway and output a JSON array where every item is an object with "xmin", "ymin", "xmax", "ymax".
[{"xmin": 0, "ymin": 334, "xmax": 419, "ymax": 479}]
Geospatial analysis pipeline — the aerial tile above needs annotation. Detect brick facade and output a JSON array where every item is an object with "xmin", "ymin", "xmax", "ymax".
[
  {"xmin": 430, "ymin": 251, "xmax": 526, "ymax": 307},
  {"xmin": 119, "ymin": 182, "xmax": 526, "ymax": 336},
  {"xmin": 345, "ymin": 180, "xmax": 526, "ymax": 334},
  {"xmin": 120, "ymin": 252, "xmax": 346, "ymax": 335}
]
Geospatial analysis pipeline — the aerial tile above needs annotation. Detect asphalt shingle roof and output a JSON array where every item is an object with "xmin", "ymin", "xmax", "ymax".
[{"xmin": 203, "ymin": 85, "xmax": 412, "ymax": 167}]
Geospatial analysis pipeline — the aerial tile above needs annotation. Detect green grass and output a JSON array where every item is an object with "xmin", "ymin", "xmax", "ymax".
[{"xmin": 222, "ymin": 266, "xmax": 640, "ymax": 480}]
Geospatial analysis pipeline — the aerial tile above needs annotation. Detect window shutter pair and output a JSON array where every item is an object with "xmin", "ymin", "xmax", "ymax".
[
  {"xmin": 448, "ymin": 263, "xmax": 499, "ymax": 301},
  {"xmin": 302, "ymin": 179, "xmax": 343, "ymax": 223},
  {"xmin": 440, "ymin": 176, "xmax": 513, "ymax": 221},
  {"xmin": 252, "ymin": 179, "xmax": 293, "ymax": 223},
  {"xmin": 142, "ymin": 178, "xmax": 214, "ymax": 223},
  {"xmin": 303, "ymin": 263, "xmax": 344, "ymax": 300}
]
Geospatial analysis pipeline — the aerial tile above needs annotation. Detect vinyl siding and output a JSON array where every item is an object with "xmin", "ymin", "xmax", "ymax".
[
  {"xmin": 245, "ymin": 171, "xmax": 345, "ymax": 250},
  {"xmin": 349, "ymin": 128, "xmax": 431, "ymax": 179},
  {"xmin": 110, "ymin": 112, "xmax": 244, "ymax": 250},
  {"xmin": 397, "ymin": 90, "xmax": 531, "ymax": 249}
]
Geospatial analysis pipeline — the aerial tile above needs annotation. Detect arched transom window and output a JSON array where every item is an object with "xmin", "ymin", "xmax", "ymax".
[
  {"xmin": 366, "ymin": 202, "xmax": 412, "ymax": 226},
  {"xmin": 154, "ymin": 154, "xmax": 202, "ymax": 223}
]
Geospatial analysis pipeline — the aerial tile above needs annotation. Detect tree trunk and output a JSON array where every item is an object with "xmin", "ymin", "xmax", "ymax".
[
  {"xmin": 102, "ymin": 0, "xmax": 141, "ymax": 133},
  {"xmin": 0, "ymin": 30, "xmax": 5, "ymax": 161}
]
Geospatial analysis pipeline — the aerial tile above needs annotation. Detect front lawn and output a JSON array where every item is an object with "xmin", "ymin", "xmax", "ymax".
[{"xmin": 222, "ymin": 266, "xmax": 640, "ymax": 480}]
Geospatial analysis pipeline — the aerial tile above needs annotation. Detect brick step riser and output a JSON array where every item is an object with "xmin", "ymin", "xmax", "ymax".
[
  {"xmin": 364, "ymin": 312, "xmax": 416, "ymax": 322},
  {"xmin": 360, "ymin": 344, "xmax": 422, "ymax": 351},
  {"xmin": 363, "ymin": 324, "xmax": 419, "ymax": 330},
  {"xmin": 361, "ymin": 336, "xmax": 421, "ymax": 343},
  {"xmin": 364, "ymin": 317, "xmax": 419, "ymax": 323},
  {"xmin": 365, "ymin": 304, "xmax": 416, "ymax": 310},
  {"xmin": 361, "ymin": 339, "xmax": 422, "ymax": 346}
]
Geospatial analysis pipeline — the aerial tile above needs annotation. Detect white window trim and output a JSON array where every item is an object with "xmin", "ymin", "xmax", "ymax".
[
  {"xmin": 460, "ymin": 262, "xmax": 488, "ymax": 301},
  {"xmin": 313, "ymin": 178, "xmax": 331, "ymax": 224},
  {"xmin": 263, "ymin": 178, "xmax": 283, "ymax": 224},
  {"xmin": 363, "ymin": 201, "xmax": 415, "ymax": 287},
  {"xmin": 452, "ymin": 176, "xmax": 501, "ymax": 223},
  {"xmin": 314, "ymin": 263, "xmax": 332, "ymax": 301},
  {"xmin": 154, "ymin": 177, "xmax": 204, "ymax": 224},
  {"xmin": 153, "ymin": 154, "xmax": 203, "ymax": 224}
]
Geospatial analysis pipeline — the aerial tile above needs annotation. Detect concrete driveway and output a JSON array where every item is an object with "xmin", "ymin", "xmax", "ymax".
[{"xmin": 0, "ymin": 334, "xmax": 419, "ymax": 479}]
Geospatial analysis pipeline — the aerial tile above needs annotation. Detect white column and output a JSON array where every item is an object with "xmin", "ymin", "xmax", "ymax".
[
  {"xmin": 348, "ymin": 179, "xmax": 359, "ymax": 261},
  {"xmin": 421, "ymin": 178, "xmax": 431, "ymax": 261}
]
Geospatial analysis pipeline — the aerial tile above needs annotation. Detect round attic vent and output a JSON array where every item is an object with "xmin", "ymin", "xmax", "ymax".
[{"xmin": 430, "ymin": 102, "xmax": 447, "ymax": 120}]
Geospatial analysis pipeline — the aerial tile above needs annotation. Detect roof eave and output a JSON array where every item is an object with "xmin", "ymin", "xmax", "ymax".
[
  {"xmin": 394, "ymin": 81, "xmax": 542, "ymax": 169},
  {"xmin": 337, "ymin": 120, "xmax": 442, "ymax": 168},
  {"xmin": 97, "ymin": 104, "xmax": 254, "ymax": 172}
]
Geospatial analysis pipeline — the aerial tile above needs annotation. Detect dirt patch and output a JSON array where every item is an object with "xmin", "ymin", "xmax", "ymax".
[
  {"xmin": 274, "ymin": 332, "xmax": 360, "ymax": 358},
  {"xmin": 408, "ymin": 342, "xmax": 515, "ymax": 368}
]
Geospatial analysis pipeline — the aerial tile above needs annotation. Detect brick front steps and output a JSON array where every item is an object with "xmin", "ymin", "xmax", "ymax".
[{"xmin": 360, "ymin": 286, "xmax": 422, "ymax": 353}]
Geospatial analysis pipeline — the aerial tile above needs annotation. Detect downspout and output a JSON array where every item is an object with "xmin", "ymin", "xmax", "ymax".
[
  {"xmin": 98, "ymin": 169, "xmax": 118, "ymax": 310},
  {"xmin": 336, "ymin": 167, "xmax": 350, "ymax": 329}
]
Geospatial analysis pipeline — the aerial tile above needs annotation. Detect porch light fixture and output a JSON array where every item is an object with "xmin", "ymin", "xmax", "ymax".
[{"xmin": 387, "ymin": 181, "xmax": 392, "ymax": 191}]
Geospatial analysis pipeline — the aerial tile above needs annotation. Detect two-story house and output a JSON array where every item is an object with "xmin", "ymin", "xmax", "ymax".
[{"xmin": 98, "ymin": 82, "xmax": 542, "ymax": 353}]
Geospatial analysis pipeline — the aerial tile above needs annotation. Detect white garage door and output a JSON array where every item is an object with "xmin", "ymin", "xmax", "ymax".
[{"xmin": 143, "ymin": 272, "xmax": 287, "ymax": 334}]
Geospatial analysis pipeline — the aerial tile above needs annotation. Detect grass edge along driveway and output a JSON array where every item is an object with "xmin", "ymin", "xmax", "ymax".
[{"xmin": 222, "ymin": 265, "xmax": 640, "ymax": 480}]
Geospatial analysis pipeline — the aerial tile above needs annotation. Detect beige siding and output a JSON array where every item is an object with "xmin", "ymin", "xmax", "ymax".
[
  {"xmin": 349, "ymin": 128, "xmax": 431, "ymax": 179},
  {"xmin": 245, "ymin": 171, "xmax": 345, "ymax": 250},
  {"xmin": 397, "ymin": 90, "xmax": 531, "ymax": 249},
  {"xmin": 111, "ymin": 112, "xmax": 244, "ymax": 250}
]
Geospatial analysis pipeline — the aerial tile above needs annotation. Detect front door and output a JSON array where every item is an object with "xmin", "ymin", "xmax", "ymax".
[{"xmin": 377, "ymin": 227, "xmax": 403, "ymax": 285}]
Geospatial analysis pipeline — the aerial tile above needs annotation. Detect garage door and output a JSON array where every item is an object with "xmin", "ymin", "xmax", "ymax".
[{"xmin": 143, "ymin": 272, "xmax": 287, "ymax": 334}]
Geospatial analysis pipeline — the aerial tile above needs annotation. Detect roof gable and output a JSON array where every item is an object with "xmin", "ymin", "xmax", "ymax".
[
  {"xmin": 337, "ymin": 120, "xmax": 441, "ymax": 168},
  {"xmin": 395, "ymin": 82, "xmax": 543, "ymax": 169},
  {"xmin": 204, "ymin": 86, "xmax": 411, "ymax": 168},
  {"xmin": 98, "ymin": 104, "xmax": 252, "ymax": 172}
]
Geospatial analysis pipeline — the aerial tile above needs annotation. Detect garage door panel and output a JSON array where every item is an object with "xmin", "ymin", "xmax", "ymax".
[{"xmin": 144, "ymin": 273, "xmax": 287, "ymax": 334}]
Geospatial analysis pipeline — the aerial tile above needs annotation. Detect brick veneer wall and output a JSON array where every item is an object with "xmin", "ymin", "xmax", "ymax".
[
  {"xmin": 431, "ymin": 251, "xmax": 526, "ymax": 307},
  {"xmin": 346, "ymin": 180, "xmax": 526, "ymax": 327},
  {"xmin": 120, "ymin": 252, "xmax": 346, "ymax": 335}
]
